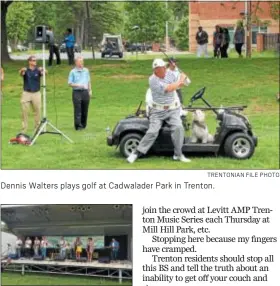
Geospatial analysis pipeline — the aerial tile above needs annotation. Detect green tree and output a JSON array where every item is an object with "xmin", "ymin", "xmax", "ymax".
[
  {"xmin": 168, "ymin": 1, "xmax": 189, "ymax": 47},
  {"xmin": 174, "ymin": 16, "xmax": 189, "ymax": 50},
  {"xmin": 124, "ymin": 2, "xmax": 169, "ymax": 43},
  {"xmin": 1, "ymin": 1, "xmax": 13, "ymax": 62},
  {"xmin": 269, "ymin": 2, "xmax": 280, "ymax": 20},
  {"xmin": 6, "ymin": 1, "xmax": 34, "ymax": 50}
]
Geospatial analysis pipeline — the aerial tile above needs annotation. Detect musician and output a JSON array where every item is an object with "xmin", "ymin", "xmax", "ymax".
[
  {"xmin": 24, "ymin": 237, "xmax": 32, "ymax": 258},
  {"xmin": 59, "ymin": 236, "xmax": 67, "ymax": 258},
  {"xmin": 33, "ymin": 237, "xmax": 41, "ymax": 256},
  {"xmin": 65, "ymin": 242, "xmax": 71, "ymax": 259},
  {"xmin": 86, "ymin": 237, "xmax": 94, "ymax": 262},
  {"xmin": 109, "ymin": 238, "xmax": 119, "ymax": 262},
  {"xmin": 40, "ymin": 236, "xmax": 48, "ymax": 259},
  {"xmin": 15, "ymin": 237, "xmax": 23, "ymax": 258},
  {"xmin": 75, "ymin": 237, "xmax": 83, "ymax": 260}
]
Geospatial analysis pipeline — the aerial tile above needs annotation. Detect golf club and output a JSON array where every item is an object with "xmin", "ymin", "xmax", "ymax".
[
  {"xmin": 159, "ymin": 48, "xmax": 191, "ymax": 87},
  {"xmin": 159, "ymin": 48, "xmax": 184, "ymax": 73}
]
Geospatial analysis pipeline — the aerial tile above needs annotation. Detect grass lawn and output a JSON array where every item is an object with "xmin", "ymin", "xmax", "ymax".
[
  {"xmin": 1, "ymin": 272, "xmax": 132, "ymax": 285},
  {"xmin": 1, "ymin": 54, "xmax": 279, "ymax": 169}
]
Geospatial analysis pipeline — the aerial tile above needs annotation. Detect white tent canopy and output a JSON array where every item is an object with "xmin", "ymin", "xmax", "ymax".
[{"xmin": 1, "ymin": 204, "xmax": 132, "ymax": 237}]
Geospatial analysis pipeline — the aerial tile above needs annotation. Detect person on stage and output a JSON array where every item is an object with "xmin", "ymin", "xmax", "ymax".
[
  {"xmin": 33, "ymin": 237, "xmax": 41, "ymax": 256},
  {"xmin": 15, "ymin": 237, "xmax": 23, "ymax": 258},
  {"xmin": 40, "ymin": 236, "xmax": 48, "ymax": 259},
  {"xmin": 109, "ymin": 238, "xmax": 120, "ymax": 262},
  {"xmin": 59, "ymin": 236, "xmax": 67, "ymax": 258},
  {"xmin": 86, "ymin": 237, "xmax": 94, "ymax": 262},
  {"xmin": 75, "ymin": 237, "xmax": 83, "ymax": 260},
  {"xmin": 24, "ymin": 237, "xmax": 32, "ymax": 258}
]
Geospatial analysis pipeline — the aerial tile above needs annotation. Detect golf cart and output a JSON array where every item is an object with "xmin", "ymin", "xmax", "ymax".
[
  {"xmin": 100, "ymin": 34, "xmax": 124, "ymax": 58},
  {"xmin": 107, "ymin": 87, "xmax": 258, "ymax": 159}
]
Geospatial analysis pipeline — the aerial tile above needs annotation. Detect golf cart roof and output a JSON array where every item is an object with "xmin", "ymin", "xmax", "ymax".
[{"xmin": 1, "ymin": 204, "xmax": 132, "ymax": 237}]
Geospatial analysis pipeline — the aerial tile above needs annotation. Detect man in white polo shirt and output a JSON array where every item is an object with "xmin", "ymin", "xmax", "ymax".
[{"xmin": 127, "ymin": 58, "xmax": 191, "ymax": 163}]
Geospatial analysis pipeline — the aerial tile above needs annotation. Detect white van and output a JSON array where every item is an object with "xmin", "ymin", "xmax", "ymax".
[{"xmin": 100, "ymin": 34, "xmax": 124, "ymax": 58}]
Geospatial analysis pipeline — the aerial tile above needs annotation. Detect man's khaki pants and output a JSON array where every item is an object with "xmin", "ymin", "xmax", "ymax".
[{"xmin": 21, "ymin": 91, "xmax": 41, "ymax": 133}]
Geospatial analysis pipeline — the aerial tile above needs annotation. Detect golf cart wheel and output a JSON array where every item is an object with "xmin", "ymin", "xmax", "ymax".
[
  {"xmin": 224, "ymin": 132, "xmax": 255, "ymax": 159},
  {"xmin": 119, "ymin": 53, "xmax": 123, "ymax": 58},
  {"xmin": 101, "ymin": 53, "xmax": 105, "ymax": 58},
  {"xmin": 120, "ymin": 133, "xmax": 143, "ymax": 158}
]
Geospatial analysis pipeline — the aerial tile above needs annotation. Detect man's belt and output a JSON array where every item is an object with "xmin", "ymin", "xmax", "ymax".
[{"xmin": 152, "ymin": 101, "xmax": 180, "ymax": 111}]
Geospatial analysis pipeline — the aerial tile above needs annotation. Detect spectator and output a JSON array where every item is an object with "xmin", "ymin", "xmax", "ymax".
[
  {"xmin": 196, "ymin": 26, "xmax": 209, "ymax": 57},
  {"xmin": 64, "ymin": 28, "xmax": 75, "ymax": 65},
  {"xmin": 68, "ymin": 56, "xmax": 92, "ymax": 131},
  {"xmin": 19, "ymin": 56, "xmax": 46, "ymax": 134},
  {"xmin": 46, "ymin": 26, "xmax": 61, "ymax": 66},
  {"xmin": 234, "ymin": 22, "xmax": 245, "ymax": 57},
  {"xmin": 221, "ymin": 28, "xmax": 230, "ymax": 58},
  {"xmin": 213, "ymin": 25, "xmax": 223, "ymax": 58}
]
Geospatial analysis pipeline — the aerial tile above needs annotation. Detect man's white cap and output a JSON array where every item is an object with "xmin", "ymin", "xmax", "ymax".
[{"xmin": 152, "ymin": 58, "xmax": 167, "ymax": 69}]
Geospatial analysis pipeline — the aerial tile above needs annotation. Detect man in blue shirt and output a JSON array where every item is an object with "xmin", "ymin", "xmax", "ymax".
[
  {"xmin": 109, "ymin": 238, "xmax": 120, "ymax": 261},
  {"xmin": 64, "ymin": 28, "xmax": 75, "ymax": 65},
  {"xmin": 19, "ymin": 56, "xmax": 47, "ymax": 133},
  {"xmin": 68, "ymin": 56, "xmax": 92, "ymax": 130}
]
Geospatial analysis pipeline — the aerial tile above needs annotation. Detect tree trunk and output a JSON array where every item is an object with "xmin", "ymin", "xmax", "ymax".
[
  {"xmin": 81, "ymin": 19, "xmax": 85, "ymax": 49},
  {"xmin": 1, "ymin": 1, "xmax": 13, "ymax": 62}
]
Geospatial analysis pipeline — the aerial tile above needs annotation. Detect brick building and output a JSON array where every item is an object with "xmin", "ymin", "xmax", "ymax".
[{"xmin": 189, "ymin": 1, "xmax": 279, "ymax": 52}]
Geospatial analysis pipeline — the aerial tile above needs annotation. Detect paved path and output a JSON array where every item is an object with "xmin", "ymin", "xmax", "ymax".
[{"xmin": 10, "ymin": 50, "xmax": 193, "ymax": 61}]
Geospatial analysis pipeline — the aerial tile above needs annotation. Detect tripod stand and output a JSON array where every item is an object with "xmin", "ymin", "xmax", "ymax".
[{"xmin": 30, "ymin": 43, "xmax": 73, "ymax": 146}]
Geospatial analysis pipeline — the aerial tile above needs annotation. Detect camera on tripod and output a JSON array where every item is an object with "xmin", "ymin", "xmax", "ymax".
[{"xmin": 35, "ymin": 25, "xmax": 49, "ymax": 44}]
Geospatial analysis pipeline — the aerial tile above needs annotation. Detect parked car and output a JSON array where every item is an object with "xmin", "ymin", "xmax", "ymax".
[
  {"xmin": 60, "ymin": 43, "xmax": 82, "ymax": 53},
  {"xmin": 100, "ymin": 34, "xmax": 124, "ymax": 58},
  {"xmin": 125, "ymin": 42, "xmax": 152, "ymax": 52}
]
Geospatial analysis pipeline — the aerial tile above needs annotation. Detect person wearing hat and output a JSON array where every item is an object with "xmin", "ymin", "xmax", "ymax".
[
  {"xmin": 127, "ymin": 58, "xmax": 191, "ymax": 163},
  {"xmin": 196, "ymin": 26, "xmax": 209, "ymax": 58}
]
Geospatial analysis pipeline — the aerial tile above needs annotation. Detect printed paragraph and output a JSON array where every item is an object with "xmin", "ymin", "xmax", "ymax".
[{"xmin": 141, "ymin": 206, "xmax": 277, "ymax": 285}]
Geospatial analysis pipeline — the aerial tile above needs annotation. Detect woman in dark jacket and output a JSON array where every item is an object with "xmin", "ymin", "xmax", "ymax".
[{"xmin": 221, "ymin": 28, "xmax": 230, "ymax": 58}]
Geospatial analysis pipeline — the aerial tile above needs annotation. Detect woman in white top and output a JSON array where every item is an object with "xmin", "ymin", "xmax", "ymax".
[
  {"xmin": 33, "ymin": 237, "xmax": 41, "ymax": 256},
  {"xmin": 24, "ymin": 237, "xmax": 32, "ymax": 258}
]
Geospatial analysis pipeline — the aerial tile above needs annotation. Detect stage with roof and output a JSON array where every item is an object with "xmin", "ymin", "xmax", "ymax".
[{"xmin": 1, "ymin": 204, "xmax": 133, "ymax": 283}]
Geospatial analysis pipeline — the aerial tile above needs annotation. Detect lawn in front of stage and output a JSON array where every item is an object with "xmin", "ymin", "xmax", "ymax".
[
  {"xmin": 1, "ymin": 272, "xmax": 132, "ymax": 285},
  {"xmin": 1, "ymin": 54, "xmax": 279, "ymax": 169}
]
